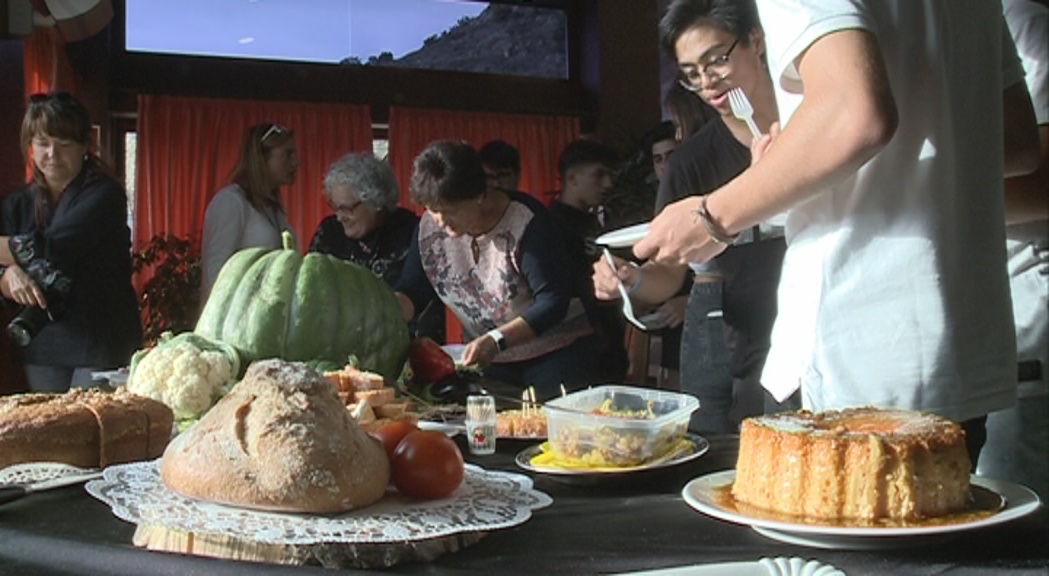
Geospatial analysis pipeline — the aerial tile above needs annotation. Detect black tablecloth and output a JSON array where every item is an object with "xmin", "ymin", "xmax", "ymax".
[{"xmin": 1, "ymin": 433, "xmax": 1046, "ymax": 576}]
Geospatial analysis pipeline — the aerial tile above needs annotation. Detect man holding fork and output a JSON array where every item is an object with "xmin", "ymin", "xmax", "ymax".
[
  {"xmin": 594, "ymin": 0, "xmax": 791, "ymax": 434},
  {"xmin": 624, "ymin": 0, "xmax": 1041, "ymax": 467}
]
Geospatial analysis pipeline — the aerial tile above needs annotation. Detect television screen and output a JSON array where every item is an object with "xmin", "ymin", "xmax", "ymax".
[{"xmin": 125, "ymin": 0, "xmax": 567, "ymax": 79}]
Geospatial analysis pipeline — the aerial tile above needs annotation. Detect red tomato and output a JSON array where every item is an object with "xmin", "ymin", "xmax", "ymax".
[
  {"xmin": 390, "ymin": 430, "xmax": 465, "ymax": 500},
  {"xmin": 408, "ymin": 337, "xmax": 457, "ymax": 383},
  {"xmin": 371, "ymin": 420, "xmax": 419, "ymax": 460}
]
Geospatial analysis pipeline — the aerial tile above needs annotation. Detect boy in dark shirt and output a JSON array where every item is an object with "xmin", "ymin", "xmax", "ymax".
[{"xmin": 549, "ymin": 139, "xmax": 629, "ymax": 383}]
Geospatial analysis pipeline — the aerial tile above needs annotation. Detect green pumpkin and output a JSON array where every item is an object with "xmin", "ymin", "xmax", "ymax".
[{"xmin": 195, "ymin": 232, "xmax": 409, "ymax": 381}]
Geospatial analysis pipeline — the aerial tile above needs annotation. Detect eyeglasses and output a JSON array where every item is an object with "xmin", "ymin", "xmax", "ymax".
[
  {"xmin": 328, "ymin": 198, "xmax": 364, "ymax": 216},
  {"xmin": 260, "ymin": 123, "xmax": 289, "ymax": 143},
  {"xmin": 678, "ymin": 37, "xmax": 740, "ymax": 91}
]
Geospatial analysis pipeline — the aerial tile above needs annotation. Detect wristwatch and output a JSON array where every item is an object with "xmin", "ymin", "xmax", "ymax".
[{"xmin": 486, "ymin": 328, "xmax": 508, "ymax": 352}]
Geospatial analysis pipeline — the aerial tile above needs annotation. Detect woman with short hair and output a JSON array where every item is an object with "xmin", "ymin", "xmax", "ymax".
[
  {"xmin": 396, "ymin": 140, "xmax": 599, "ymax": 399},
  {"xmin": 309, "ymin": 153, "xmax": 443, "ymax": 341}
]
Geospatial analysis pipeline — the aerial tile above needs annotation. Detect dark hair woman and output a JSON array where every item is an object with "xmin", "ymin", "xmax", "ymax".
[
  {"xmin": 395, "ymin": 140, "xmax": 600, "ymax": 400},
  {"xmin": 0, "ymin": 91, "xmax": 142, "ymax": 391}
]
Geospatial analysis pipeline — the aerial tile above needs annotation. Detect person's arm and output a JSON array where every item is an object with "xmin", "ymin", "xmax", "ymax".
[
  {"xmin": 0, "ymin": 194, "xmax": 14, "ymax": 266},
  {"xmin": 0, "ymin": 178, "xmax": 125, "ymax": 269},
  {"xmin": 38, "ymin": 179, "xmax": 127, "ymax": 269},
  {"xmin": 636, "ymin": 29, "xmax": 897, "ymax": 265},
  {"xmin": 1003, "ymin": 81, "xmax": 1043, "ymax": 179},
  {"xmin": 0, "ymin": 192, "xmax": 44, "ymax": 306},
  {"xmin": 461, "ymin": 213, "xmax": 570, "ymax": 368},
  {"xmin": 591, "ymin": 256, "xmax": 688, "ymax": 306},
  {"xmin": 1005, "ymin": 121, "xmax": 1049, "ymax": 225},
  {"xmin": 1002, "ymin": 7, "xmax": 1049, "ymax": 224},
  {"xmin": 1, "ymin": 179, "xmax": 125, "ymax": 306},
  {"xmin": 0, "ymin": 242, "xmax": 13, "ymax": 266},
  {"xmin": 200, "ymin": 189, "xmax": 247, "ymax": 301},
  {"xmin": 0, "ymin": 264, "xmax": 46, "ymax": 309},
  {"xmin": 393, "ymin": 221, "xmax": 436, "ymax": 322},
  {"xmin": 513, "ymin": 213, "xmax": 572, "ymax": 336}
]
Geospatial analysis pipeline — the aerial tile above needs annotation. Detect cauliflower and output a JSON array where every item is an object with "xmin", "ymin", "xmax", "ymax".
[{"xmin": 127, "ymin": 331, "xmax": 241, "ymax": 423}]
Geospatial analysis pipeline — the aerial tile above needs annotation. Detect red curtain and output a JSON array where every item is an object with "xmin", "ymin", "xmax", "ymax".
[
  {"xmin": 387, "ymin": 106, "xmax": 580, "ymax": 213},
  {"xmin": 134, "ymin": 95, "xmax": 373, "ymax": 254},
  {"xmin": 21, "ymin": 27, "xmax": 78, "ymax": 180},
  {"xmin": 22, "ymin": 27, "xmax": 77, "ymax": 95}
]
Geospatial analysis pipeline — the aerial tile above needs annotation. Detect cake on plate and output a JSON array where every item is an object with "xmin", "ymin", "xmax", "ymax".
[{"xmin": 731, "ymin": 407, "xmax": 971, "ymax": 522}]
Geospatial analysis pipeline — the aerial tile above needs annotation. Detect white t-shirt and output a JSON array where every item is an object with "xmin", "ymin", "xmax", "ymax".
[
  {"xmin": 200, "ymin": 183, "xmax": 294, "ymax": 303},
  {"xmin": 1004, "ymin": 0, "xmax": 1049, "ymax": 126},
  {"xmin": 757, "ymin": 0, "xmax": 1023, "ymax": 422},
  {"xmin": 1003, "ymin": 0, "xmax": 1049, "ymax": 396}
]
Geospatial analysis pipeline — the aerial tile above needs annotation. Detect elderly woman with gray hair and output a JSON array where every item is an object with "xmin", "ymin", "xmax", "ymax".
[{"xmin": 309, "ymin": 153, "xmax": 444, "ymax": 341}]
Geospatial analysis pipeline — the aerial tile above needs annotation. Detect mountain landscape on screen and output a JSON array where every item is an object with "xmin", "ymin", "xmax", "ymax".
[{"xmin": 341, "ymin": 5, "xmax": 567, "ymax": 79}]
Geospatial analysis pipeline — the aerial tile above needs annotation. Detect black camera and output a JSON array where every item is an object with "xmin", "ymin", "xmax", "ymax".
[
  {"xmin": 8, "ymin": 306, "xmax": 56, "ymax": 347},
  {"xmin": 6, "ymin": 259, "xmax": 71, "ymax": 347}
]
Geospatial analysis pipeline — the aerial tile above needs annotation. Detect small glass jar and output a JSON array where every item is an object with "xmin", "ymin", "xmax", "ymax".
[{"xmin": 465, "ymin": 395, "xmax": 497, "ymax": 455}]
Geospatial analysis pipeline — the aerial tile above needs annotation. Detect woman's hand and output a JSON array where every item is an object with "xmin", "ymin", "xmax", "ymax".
[
  {"xmin": 591, "ymin": 255, "xmax": 640, "ymax": 301},
  {"xmin": 655, "ymin": 295, "xmax": 688, "ymax": 329},
  {"xmin": 461, "ymin": 332, "xmax": 501, "ymax": 368},
  {"xmin": 0, "ymin": 265, "xmax": 48, "ymax": 309}
]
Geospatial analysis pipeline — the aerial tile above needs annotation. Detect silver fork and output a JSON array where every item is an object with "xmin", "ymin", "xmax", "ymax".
[
  {"xmin": 601, "ymin": 248, "xmax": 648, "ymax": 331},
  {"xmin": 727, "ymin": 87, "xmax": 762, "ymax": 140}
]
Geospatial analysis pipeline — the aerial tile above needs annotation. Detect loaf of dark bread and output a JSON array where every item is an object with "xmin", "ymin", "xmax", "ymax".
[
  {"xmin": 160, "ymin": 359, "xmax": 390, "ymax": 514},
  {"xmin": 0, "ymin": 388, "xmax": 174, "ymax": 469}
]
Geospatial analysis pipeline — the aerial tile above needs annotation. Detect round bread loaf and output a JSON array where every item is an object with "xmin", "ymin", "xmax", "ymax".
[{"xmin": 160, "ymin": 359, "xmax": 390, "ymax": 514}]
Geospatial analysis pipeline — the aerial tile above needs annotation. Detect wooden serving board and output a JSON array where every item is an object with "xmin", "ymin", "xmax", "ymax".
[{"xmin": 133, "ymin": 524, "xmax": 487, "ymax": 569}]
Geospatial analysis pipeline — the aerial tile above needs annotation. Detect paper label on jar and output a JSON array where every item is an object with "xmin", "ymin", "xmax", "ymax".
[{"xmin": 466, "ymin": 421, "xmax": 496, "ymax": 455}]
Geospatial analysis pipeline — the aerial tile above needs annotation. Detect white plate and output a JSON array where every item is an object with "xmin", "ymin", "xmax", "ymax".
[
  {"xmin": 515, "ymin": 433, "xmax": 709, "ymax": 477},
  {"xmin": 613, "ymin": 557, "xmax": 844, "ymax": 576},
  {"xmin": 597, "ymin": 223, "xmax": 650, "ymax": 248},
  {"xmin": 417, "ymin": 421, "xmax": 464, "ymax": 437},
  {"xmin": 86, "ymin": 461, "xmax": 552, "ymax": 545},
  {"xmin": 682, "ymin": 470, "xmax": 1042, "ymax": 550},
  {"xmin": 91, "ymin": 369, "xmax": 128, "ymax": 386},
  {"xmin": 440, "ymin": 344, "xmax": 466, "ymax": 364}
]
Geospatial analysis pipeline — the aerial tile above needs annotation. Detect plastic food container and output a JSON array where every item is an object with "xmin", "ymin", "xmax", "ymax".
[{"xmin": 542, "ymin": 386, "xmax": 699, "ymax": 467}]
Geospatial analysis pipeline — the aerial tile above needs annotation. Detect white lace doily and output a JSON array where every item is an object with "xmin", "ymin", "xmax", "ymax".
[
  {"xmin": 86, "ymin": 460, "xmax": 552, "ymax": 545},
  {"xmin": 0, "ymin": 462, "xmax": 99, "ymax": 486}
]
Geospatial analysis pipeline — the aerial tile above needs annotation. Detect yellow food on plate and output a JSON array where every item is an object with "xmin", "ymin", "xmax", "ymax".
[{"xmin": 529, "ymin": 436, "xmax": 694, "ymax": 471}]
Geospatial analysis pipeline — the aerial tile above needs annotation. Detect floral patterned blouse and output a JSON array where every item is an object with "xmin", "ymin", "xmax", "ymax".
[{"xmin": 397, "ymin": 193, "xmax": 591, "ymax": 362}]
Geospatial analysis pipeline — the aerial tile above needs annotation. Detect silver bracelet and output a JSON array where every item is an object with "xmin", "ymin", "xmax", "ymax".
[{"xmin": 694, "ymin": 195, "xmax": 740, "ymax": 246}]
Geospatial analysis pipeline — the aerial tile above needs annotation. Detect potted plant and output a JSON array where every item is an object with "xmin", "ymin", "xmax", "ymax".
[{"xmin": 132, "ymin": 234, "xmax": 202, "ymax": 345}]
